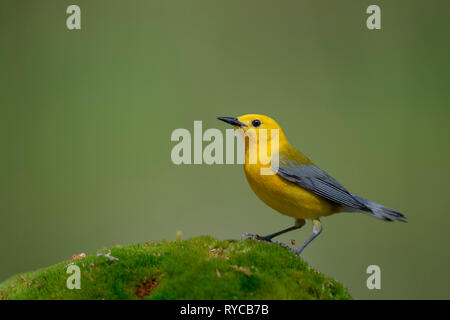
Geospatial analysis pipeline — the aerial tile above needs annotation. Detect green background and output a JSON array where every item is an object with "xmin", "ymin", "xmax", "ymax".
[{"xmin": 1, "ymin": 0, "xmax": 449, "ymax": 299}]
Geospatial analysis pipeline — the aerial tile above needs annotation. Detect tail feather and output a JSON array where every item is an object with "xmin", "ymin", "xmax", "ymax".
[{"xmin": 350, "ymin": 194, "xmax": 407, "ymax": 223}]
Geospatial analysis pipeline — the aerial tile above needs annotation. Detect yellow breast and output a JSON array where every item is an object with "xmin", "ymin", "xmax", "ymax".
[{"xmin": 244, "ymin": 163, "xmax": 339, "ymax": 220}]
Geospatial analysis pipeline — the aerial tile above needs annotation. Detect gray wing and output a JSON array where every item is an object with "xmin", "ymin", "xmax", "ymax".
[{"xmin": 276, "ymin": 160, "xmax": 367, "ymax": 211}]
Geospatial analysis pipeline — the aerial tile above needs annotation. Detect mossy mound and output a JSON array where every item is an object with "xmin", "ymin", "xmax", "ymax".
[{"xmin": 0, "ymin": 236, "xmax": 351, "ymax": 300}]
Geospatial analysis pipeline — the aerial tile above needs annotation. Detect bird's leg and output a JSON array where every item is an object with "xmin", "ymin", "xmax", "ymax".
[
  {"xmin": 293, "ymin": 219, "xmax": 322, "ymax": 255},
  {"xmin": 256, "ymin": 226, "xmax": 298, "ymax": 242},
  {"xmin": 243, "ymin": 219, "xmax": 305, "ymax": 243}
]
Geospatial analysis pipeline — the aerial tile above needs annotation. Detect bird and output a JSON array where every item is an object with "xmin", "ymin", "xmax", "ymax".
[{"xmin": 217, "ymin": 114, "xmax": 406, "ymax": 255}]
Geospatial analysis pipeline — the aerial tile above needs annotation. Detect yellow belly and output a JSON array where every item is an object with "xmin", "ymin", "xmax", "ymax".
[{"xmin": 244, "ymin": 164, "xmax": 340, "ymax": 220}]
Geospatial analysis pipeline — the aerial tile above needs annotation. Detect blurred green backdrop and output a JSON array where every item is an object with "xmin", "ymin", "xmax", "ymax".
[{"xmin": 1, "ymin": 0, "xmax": 449, "ymax": 299}]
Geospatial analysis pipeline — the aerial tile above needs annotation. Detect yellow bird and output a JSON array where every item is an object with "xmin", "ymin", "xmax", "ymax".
[{"xmin": 218, "ymin": 114, "xmax": 406, "ymax": 254}]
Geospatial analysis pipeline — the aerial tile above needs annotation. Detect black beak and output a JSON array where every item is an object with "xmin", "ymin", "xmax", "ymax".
[{"xmin": 217, "ymin": 117, "xmax": 246, "ymax": 127}]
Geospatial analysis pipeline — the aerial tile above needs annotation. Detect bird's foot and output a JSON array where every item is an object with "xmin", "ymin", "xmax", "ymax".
[
  {"xmin": 271, "ymin": 240, "xmax": 292, "ymax": 250},
  {"xmin": 290, "ymin": 243, "xmax": 310, "ymax": 256},
  {"xmin": 242, "ymin": 233, "xmax": 296, "ymax": 252},
  {"xmin": 241, "ymin": 233, "xmax": 272, "ymax": 242},
  {"xmin": 241, "ymin": 232, "xmax": 256, "ymax": 240},
  {"xmin": 291, "ymin": 247, "xmax": 304, "ymax": 256}
]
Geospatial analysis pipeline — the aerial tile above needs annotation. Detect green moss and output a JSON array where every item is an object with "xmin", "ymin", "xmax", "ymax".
[{"xmin": 0, "ymin": 236, "xmax": 351, "ymax": 300}]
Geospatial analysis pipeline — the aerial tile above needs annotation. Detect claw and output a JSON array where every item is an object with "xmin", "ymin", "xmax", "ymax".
[
  {"xmin": 256, "ymin": 235, "xmax": 273, "ymax": 243},
  {"xmin": 272, "ymin": 240, "xmax": 292, "ymax": 250},
  {"xmin": 241, "ymin": 232, "xmax": 259, "ymax": 240},
  {"xmin": 242, "ymin": 232, "xmax": 306, "ymax": 258},
  {"xmin": 291, "ymin": 247, "xmax": 304, "ymax": 256},
  {"xmin": 241, "ymin": 233, "xmax": 272, "ymax": 242}
]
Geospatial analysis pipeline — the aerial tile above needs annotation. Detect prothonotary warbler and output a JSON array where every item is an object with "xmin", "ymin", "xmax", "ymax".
[{"xmin": 218, "ymin": 114, "xmax": 406, "ymax": 255}]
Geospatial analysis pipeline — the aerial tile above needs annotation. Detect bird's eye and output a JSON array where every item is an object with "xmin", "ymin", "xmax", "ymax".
[{"xmin": 252, "ymin": 119, "xmax": 261, "ymax": 128}]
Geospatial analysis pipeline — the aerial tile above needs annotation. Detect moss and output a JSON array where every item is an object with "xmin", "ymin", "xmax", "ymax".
[{"xmin": 0, "ymin": 236, "xmax": 351, "ymax": 300}]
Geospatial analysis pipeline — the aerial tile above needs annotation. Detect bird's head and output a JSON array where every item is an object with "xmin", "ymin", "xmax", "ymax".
[{"xmin": 217, "ymin": 114, "xmax": 286, "ymax": 146}]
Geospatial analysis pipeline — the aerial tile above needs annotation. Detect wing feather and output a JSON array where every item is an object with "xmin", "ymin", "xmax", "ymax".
[{"xmin": 275, "ymin": 155, "xmax": 367, "ymax": 210}]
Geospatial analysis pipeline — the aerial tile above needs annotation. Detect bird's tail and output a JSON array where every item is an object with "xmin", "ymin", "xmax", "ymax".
[{"xmin": 350, "ymin": 194, "xmax": 407, "ymax": 223}]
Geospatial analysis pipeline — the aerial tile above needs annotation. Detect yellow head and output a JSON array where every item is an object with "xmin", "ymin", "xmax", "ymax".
[
  {"xmin": 218, "ymin": 114, "xmax": 287, "ymax": 165},
  {"xmin": 217, "ymin": 114, "xmax": 286, "ymax": 143}
]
